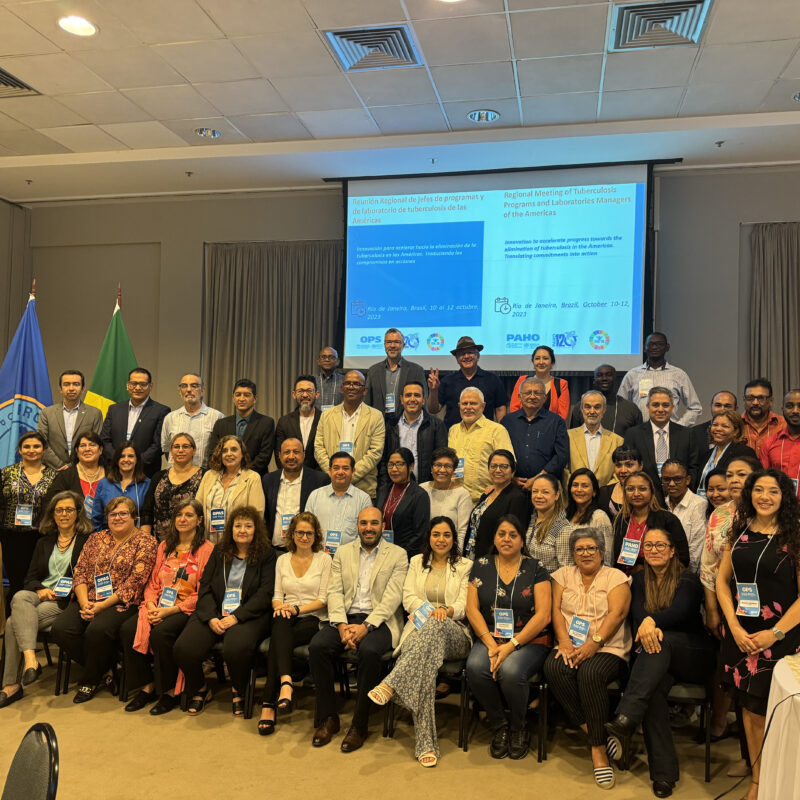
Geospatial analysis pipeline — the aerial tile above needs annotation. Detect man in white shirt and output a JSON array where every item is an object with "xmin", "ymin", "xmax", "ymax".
[
  {"xmin": 161, "ymin": 373, "xmax": 223, "ymax": 467},
  {"xmin": 661, "ymin": 459, "xmax": 707, "ymax": 573}
]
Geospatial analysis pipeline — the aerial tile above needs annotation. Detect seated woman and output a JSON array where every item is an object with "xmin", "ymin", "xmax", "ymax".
[
  {"xmin": 43, "ymin": 432, "xmax": 106, "ymax": 520},
  {"xmin": 704, "ymin": 468, "xmax": 729, "ymax": 519},
  {"xmin": 91, "ymin": 441, "xmax": 150, "ymax": 531},
  {"xmin": 597, "ymin": 446, "xmax": 643, "ymax": 519},
  {"xmin": 376, "ymin": 447, "xmax": 430, "ymax": 559},
  {"xmin": 50, "ymin": 496, "xmax": 157, "ymax": 704},
  {"xmin": 420, "ymin": 447, "xmax": 474, "ymax": 551},
  {"xmin": 119, "ymin": 499, "xmax": 214, "ymax": 715},
  {"xmin": 258, "ymin": 512, "xmax": 332, "ymax": 735},
  {"xmin": 606, "ymin": 526, "xmax": 716, "ymax": 798},
  {"xmin": 173, "ymin": 506, "xmax": 275, "ymax": 716},
  {"xmin": 466, "ymin": 515, "xmax": 552, "ymax": 760},
  {"xmin": 566, "ymin": 468, "xmax": 614, "ymax": 565},
  {"xmin": 544, "ymin": 528, "xmax": 631, "ymax": 790},
  {"xmin": 0, "ymin": 491, "xmax": 90, "ymax": 707},
  {"xmin": 464, "ymin": 449, "xmax": 531, "ymax": 560},
  {"xmin": 140, "ymin": 433, "xmax": 203, "ymax": 541},
  {"xmin": 526, "ymin": 473, "xmax": 573, "ymax": 573},
  {"xmin": 196, "ymin": 435, "xmax": 265, "ymax": 545},
  {"xmin": 367, "ymin": 516, "xmax": 472, "ymax": 767}
]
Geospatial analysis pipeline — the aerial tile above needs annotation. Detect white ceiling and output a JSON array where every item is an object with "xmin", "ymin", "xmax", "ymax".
[{"xmin": 0, "ymin": 0, "xmax": 798, "ymax": 202}]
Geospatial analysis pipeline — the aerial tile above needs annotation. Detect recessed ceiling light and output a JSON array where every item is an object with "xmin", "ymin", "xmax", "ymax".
[
  {"xmin": 793, "ymin": 92, "xmax": 800, "ymax": 103},
  {"xmin": 467, "ymin": 109, "xmax": 500, "ymax": 123},
  {"xmin": 194, "ymin": 127, "xmax": 221, "ymax": 139},
  {"xmin": 58, "ymin": 16, "xmax": 97, "ymax": 36}
]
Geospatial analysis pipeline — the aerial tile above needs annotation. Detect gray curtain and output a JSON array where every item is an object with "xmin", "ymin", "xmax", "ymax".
[
  {"xmin": 750, "ymin": 222, "xmax": 800, "ymax": 399},
  {"xmin": 201, "ymin": 240, "xmax": 343, "ymax": 420}
]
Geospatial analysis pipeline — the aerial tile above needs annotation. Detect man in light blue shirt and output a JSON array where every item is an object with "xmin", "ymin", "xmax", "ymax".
[{"xmin": 161, "ymin": 372, "xmax": 223, "ymax": 466}]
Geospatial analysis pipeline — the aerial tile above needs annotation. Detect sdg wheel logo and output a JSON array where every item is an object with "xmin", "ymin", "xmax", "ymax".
[
  {"xmin": 589, "ymin": 330, "xmax": 610, "ymax": 350},
  {"xmin": 427, "ymin": 333, "xmax": 444, "ymax": 351}
]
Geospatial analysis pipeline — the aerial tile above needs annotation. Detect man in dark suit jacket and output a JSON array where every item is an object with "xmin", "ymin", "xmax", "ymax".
[
  {"xmin": 207, "ymin": 378, "xmax": 275, "ymax": 476},
  {"xmin": 275, "ymin": 374, "xmax": 322, "ymax": 471},
  {"xmin": 263, "ymin": 437, "xmax": 329, "ymax": 547},
  {"xmin": 364, "ymin": 328, "xmax": 426, "ymax": 422},
  {"xmin": 100, "ymin": 367, "xmax": 170, "ymax": 477},
  {"xmin": 623, "ymin": 386, "xmax": 697, "ymax": 501},
  {"xmin": 689, "ymin": 389, "xmax": 738, "ymax": 470}
]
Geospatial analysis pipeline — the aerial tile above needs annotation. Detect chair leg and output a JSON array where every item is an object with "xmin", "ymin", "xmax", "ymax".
[
  {"xmin": 704, "ymin": 699, "xmax": 711, "ymax": 783},
  {"xmin": 538, "ymin": 682, "xmax": 548, "ymax": 762},
  {"xmin": 244, "ymin": 667, "xmax": 256, "ymax": 720},
  {"xmin": 458, "ymin": 672, "xmax": 468, "ymax": 751},
  {"xmin": 55, "ymin": 649, "xmax": 64, "ymax": 697},
  {"xmin": 41, "ymin": 637, "xmax": 53, "ymax": 667},
  {"xmin": 64, "ymin": 654, "xmax": 72, "ymax": 695},
  {"xmin": 118, "ymin": 662, "xmax": 128, "ymax": 702}
]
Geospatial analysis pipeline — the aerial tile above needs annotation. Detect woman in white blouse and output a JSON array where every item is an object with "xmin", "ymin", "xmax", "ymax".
[
  {"xmin": 565, "ymin": 469, "xmax": 614, "ymax": 565},
  {"xmin": 420, "ymin": 447, "xmax": 474, "ymax": 551},
  {"xmin": 367, "ymin": 516, "xmax": 472, "ymax": 767},
  {"xmin": 258, "ymin": 512, "xmax": 331, "ymax": 735}
]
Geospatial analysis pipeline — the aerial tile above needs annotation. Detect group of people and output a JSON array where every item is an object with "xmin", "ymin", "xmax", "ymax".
[{"xmin": 0, "ymin": 330, "xmax": 798, "ymax": 800}]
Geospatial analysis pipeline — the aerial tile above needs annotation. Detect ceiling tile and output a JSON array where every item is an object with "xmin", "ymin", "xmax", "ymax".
[
  {"xmin": 431, "ymin": 62, "xmax": 516, "ymax": 103},
  {"xmin": 405, "ymin": 0, "xmax": 506, "ymax": 19},
  {"xmin": 98, "ymin": 120, "xmax": 186, "ymax": 148},
  {"xmin": 73, "ymin": 47, "xmax": 184, "ymax": 90},
  {"xmin": 369, "ymin": 103, "xmax": 449, "ymax": 134},
  {"xmin": 39, "ymin": 124, "xmax": 127, "ymax": 152},
  {"xmin": 2, "ymin": 53, "xmax": 111, "ymax": 94},
  {"xmin": 0, "ymin": 129, "xmax": 70, "ymax": 154},
  {"xmin": 228, "ymin": 113, "xmax": 312, "ymax": 141},
  {"xmin": 0, "ymin": 144, "xmax": 15, "ymax": 156},
  {"xmin": 760, "ymin": 79, "xmax": 800, "ymax": 112},
  {"xmin": 679, "ymin": 81, "xmax": 773, "ymax": 116},
  {"xmin": 508, "ymin": 0, "xmax": 606, "ymax": 7},
  {"xmin": 599, "ymin": 87, "xmax": 683, "ymax": 121},
  {"xmin": 194, "ymin": 79, "xmax": 288, "ymax": 116},
  {"xmin": 121, "ymin": 85, "xmax": 220, "ymax": 120},
  {"xmin": 521, "ymin": 92, "xmax": 597, "ymax": 125},
  {"xmin": 781, "ymin": 47, "xmax": 800, "ymax": 79},
  {"xmin": 197, "ymin": 0, "xmax": 312, "ymax": 36},
  {"xmin": 100, "ymin": 0, "xmax": 223, "ymax": 45},
  {"xmin": 153, "ymin": 40, "xmax": 260, "ymax": 83},
  {"xmin": 299, "ymin": 0, "xmax": 405, "ymax": 28},
  {"xmin": 603, "ymin": 48, "xmax": 698, "ymax": 91},
  {"xmin": 692, "ymin": 41, "xmax": 799, "ymax": 84},
  {"xmin": 0, "ymin": 110, "xmax": 26, "ymax": 131},
  {"xmin": 705, "ymin": 0, "xmax": 800, "ymax": 44},
  {"xmin": 295, "ymin": 108, "xmax": 380, "ymax": 138},
  {"xmin": 55, "ymin": 91, "xmax": 151, "ymax": 124},
  {"xmin": 233, "ymin": 31, "xmax": 338, "ymax": 79},
  {"xmin": 270, "ymin": 74, "xmax": 361, "ymax": 112},
  {"xmin": 511, "ymin": 5, "xmax": 608, "ymax": 59},
  {"xmin": 413, "ymin": 14, "xmax": 511, "ymax": 66},
  {"xmin": 162, "ymin": 117, "xmax": 250, "ymax": 145},
  {"xmin": 443, "ymin": 97, "xmax": 521, "ymax": 129},
  {"xmin": 0, "ymin": 95, "xmax": 87, "ymax": 127},
  {"xmin": 348, "ymin": 67, "xmax": 437, "ymax": 106},
  {"xmin": 517, "ymin": 55, "xmax": 602, "ymax": 95},
  {"xmin": 0, "ymin": 8, "xmax": 60, "ymax": 56}
]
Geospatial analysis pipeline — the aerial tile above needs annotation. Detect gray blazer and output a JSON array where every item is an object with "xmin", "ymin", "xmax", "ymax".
[
  {"xmin": 364, "ymin": 358, "xmax": 427, "ymax": 418},
  {"xmin": 37, "ymin": 402, "xmax": 103, "ymax": 469}
]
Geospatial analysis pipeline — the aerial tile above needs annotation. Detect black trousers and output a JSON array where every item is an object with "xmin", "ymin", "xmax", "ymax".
[
  {"xmin": 617, "ymin": 630, "xmax": 716, "ymax": 783},
  {"xmin": 173, "ymin": 614, "xmax": 270, "ymax": 697},
  {"xmin": 263, "ymin": 614, "xmax": 320, "ymax": 703},
  {"xmin": 0, "ymin": 529, "xmax": 38, "ymax": 608},
  {"xmin": 308, "ymin": 614, "xmax": 392, "ymax": 730},
  {"xmin": 50, "ymin": 600, "xmax": 138, "ymax": 686},
  {"xmin": 119, "ymin": 611, "xmax": 189, "ymax": 696}
]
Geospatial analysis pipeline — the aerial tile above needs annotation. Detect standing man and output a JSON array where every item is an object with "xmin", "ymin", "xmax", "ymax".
[
  {"xmin": 689, "ymin": 390, "xmax": 738, "ymax": 467},
  {"xmin": 760, "ymin": 390, "xmax": 800, "ymax": 499},
  {"xmin": 207, "ymin": 379, "xmax": 275, "ymax": 476},
  {"xmin": 315, "ymin": 370, "xmax": 385, "ymax": 500},
  {"xmin": 315, "ymin": 346, "xmax": 344, "ymax": 412},
  {"xmin": 428, "ymin": 336, "xmax": 507, "ymax": 430},
  {"xmin": 276, "ymin": 374, "xmax": 323, "ymax": 471},
  {"xmin": 661, "ymin": 459, "xmax": 707, "ymax": 573},
  {"xmin": 37, "ymin": 369, "xmax": 103, "ymax": 469},
  {"xmin": 742, "ymin": 378, "xmax": 786, "ymax": 458},
  {"xmin": 618, "ymin": 332, "xmax": 702, "ymax": 425},
  {"xmin": 567, "ymin": 364, "xmax": 642, "ymax": 436},
  {"xmin": 365, "ymin": 328, "xmax": 426, "ymax": 421},
  {"xmin": 308, "ymin": 506, "xmax": 408, "ymax": 753},
  {"xmin": 100, "ymin": 367, "xmax": 169, "ymax": 477},
  {"xmin": 160, "ymin": 372, "xmax": 223, "ymax": 467},
  {"xmin": 565, "ymin": 390, "xmax": 623, "ymax": 487}
]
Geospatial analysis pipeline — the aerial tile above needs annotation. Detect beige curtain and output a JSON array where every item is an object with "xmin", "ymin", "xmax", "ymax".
[
  {"xmin": 750, "ymin": 222, "xmax": 800, "ymax": 399},
  {"xmin": 201, "ymin": 240, "xmax": 343, "ymax": 420}
]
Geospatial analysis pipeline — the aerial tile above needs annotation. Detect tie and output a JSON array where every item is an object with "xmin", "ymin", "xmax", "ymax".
[{"xmin": 656, "ymin": 429, "xmax": 668, "ymax": 464}]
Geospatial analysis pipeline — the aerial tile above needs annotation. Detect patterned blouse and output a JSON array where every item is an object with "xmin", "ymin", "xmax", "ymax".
[
  {"xmin": 525, "ymin": 510, "xmax": 574, "ymax": 575},
  {"xmin": 0, "ymin": 463, "xmax": 57, "ymax": 529},
  {"xmin": 142, "ymin": 539, "xmax": 214, "ymax": 612},
  {"xmin": 142, "ymin": 469, "xmax": 203, "ymax": 542},
  {"xmin": 73, "ymin": 529, "xmax": 157, "ymax": 609},
  {"xmin": 700, "ymin": 500, "xmax": 735, "ymax": 592}
]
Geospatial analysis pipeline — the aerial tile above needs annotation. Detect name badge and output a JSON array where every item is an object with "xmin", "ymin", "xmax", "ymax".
[
  {"xmin": 95, "ymin": 572, "xmax": 113, "ymax": 600},
  {"xmin": 281, "ymin": 513, "xmax": 294, "ymax": 532},
  {"xmin": 322, "ymin": 405, "xmax": 333, "ymax": 412},
  {"xmin": 222, "ymin": 589, "xmax": 241, "ymax": 616},
  {"xmin": 454, "ymin": 457, "xmax": 465, "ymax": 480},
  {"xmin": 382, "ymin": 529, "xmax": 394, "ymax": 543},
  {"xmin": 210, "ymin": 508, "xmax": 226, "ymax": 535},
  {"xmin": 493, "ymin": 608, "xmax": 514, "ymax": 639},
  {"xmin": 617, "ymin": 538, "xmax": 641, "ymax": 567},
  {"xmin": 656, "ymin": 461, "xmax": 665, "ymax": 478},
  {"xmin": 385, "ymin": 393, "xmax": 396, "ymax": 413},
  {"xmin": 339, "ymin": 441, "xmax": 353, "ymax": 454},
  {"xmin": 568, "ymin": 616, "xmax": 591, "ymax": 646},
  {"xmin": 83, "ymin": 495, "xmax": 95, "ymax": 517},
  {"xmin": 159, "ymin": 586, "xmax": 178, "ymax": 608},
  {"xmin": 793, "ymin": 479, "xmax": 799, "ymax": 496},
  {"xmin": 325, "ymin": 530, "xmax": 342, "ymax": 555},
  {"xmin": 736, "ymin": 582, "xmax": 761, "ymax": 617},
  {"xmin": 638, "ymin": 378, "xmax": 653, "ymax": 399},
  {"xmin": 14, "ymin": 504, "xmax": 33, "ymax": 527},
  {"xmin": 412, "ymin": 601, "xmax": 435, "ymax": 630},
  {"xmin": 53, "ymin": 577, "xmax": 73, "ymax": 598}
]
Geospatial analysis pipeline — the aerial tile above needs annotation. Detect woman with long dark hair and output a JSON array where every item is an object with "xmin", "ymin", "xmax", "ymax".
[
  {"xmin": 91, "ymin": 440, "xmax": 150, "ymax": 531},
  {"xmin": 565, "ymin": 468, "xmax": 613, "ymax": 565}
]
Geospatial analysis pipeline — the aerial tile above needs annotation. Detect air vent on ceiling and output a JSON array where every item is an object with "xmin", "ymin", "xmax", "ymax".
[
  {"xmin": 0, "ymin": 67, "xmax": 39, "ymax": 98},
  {"xmin": 609, "ymin": 0, "xmax": 712, "ymax": 51},
  {"xmin": 324, "ymin": 26, "xmax": 421, "ymax": 71}
]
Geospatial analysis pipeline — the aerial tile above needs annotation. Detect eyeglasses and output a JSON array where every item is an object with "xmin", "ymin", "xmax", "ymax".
[
  {"xmin": 744, "ymin": 395, "xmax": 770, "ymax": 403},
  {"xmin": 108, "ymin": 511, "xmax": 131, "ymax": 520},
  {"xmin": 387, "ymin": 461, "xmax": 407, "ymax": 470},
  {"xmin": 294, "ymin": 531, "xmax": 314, "ymax": 539},
  {"xmin": 643, "ymin": 542, "xmax": 671, "ymax": 552},
  {"xmin": 295, "ymin": 389, "xmax": 315, "ymax": 396},
  {"xmin": 319, "ymin": 354, "xmax": 337, "ymax": 360},
  {"xmin": 520, "ymin": 390, "xmax": 546, "ymax": 397},
  {"xmin": 77, "ymin": 442, "xmax": 99, "ymax": 450},
  {"xmin": 172, "ymin": 443, "xmax": 194, "ymax": 450},
  {"xmin": 574, "ymin": 545, "xmax": 599, "ymax": 555},
  {"xmin": 127, "ymin": 381, "xmax": 150, "ymax": 389},
  {"xmin": 661, "ymin": 476, "xmax": 687, "ymax": 484},
  {"xmin": 384, "ymin": 339, "xmax": 404, "ymax": 346},
  {"xmin": 54, "ymin": 507, "xmax": 77, "ymax": 515},
  {"xmin": 342, "ymin": 381, "xmax": 364, "ymax": 388},
  {"xmin": 432, "ymin": 463, "xmax": 454, "ymax": 471},
  {"xmin": 178, "ymin": 382, "xmax": 201, "ymax": 389},
  {"xmin": 489, "ymin": 463, "xmax": 512, "ymax": 471}
]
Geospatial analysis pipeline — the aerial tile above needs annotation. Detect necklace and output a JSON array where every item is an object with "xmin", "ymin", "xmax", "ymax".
[
  {"xmin": 57, "ymin": 533, "xmax": 76, "ymax": 552},
  {"xmin": 78, "ymin": 463, "xmax": 102, "ymax": 482}
]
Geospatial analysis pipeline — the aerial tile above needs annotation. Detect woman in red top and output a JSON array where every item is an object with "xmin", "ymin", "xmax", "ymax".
[{"xmin": 509, "ymin": 345, "xmax": 569, "ymax": 420}]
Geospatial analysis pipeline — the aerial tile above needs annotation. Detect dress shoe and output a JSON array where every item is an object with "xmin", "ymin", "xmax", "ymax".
[
  {"xmin": 22, "ymin": 664, "xmax": 42, "ymax": 686},
  {"xmin": 508, "ymin": 728, "xmax": 530, "ymax": 760},
  {"xmin": 150, "ymin": 694, "xmax": 179, "ymax": 716},
  {"xmin": 490, "ymin": 725, "xmax": 510, "ymax": 759},
  {"xmin": 340, "ymin": 726, "xmax": 367, "ymax": 752},
  {"xmin": 0, "ymin": 687, "xmax": 23, "ymax": 708},
  {"xmin": 125, "ymin": 689, "xmax": 156, "ymax": 712},
  {"xmin": 312, "ymin": 716, "xmax": 340, "ymax": 747},
  {"xmin": 605, "ymin": 714, "xmax": 635, "ymax": 765},
  {"xmin": 73, "ymin": 684, "xmax": 98, "ymax": 704},
  {"xmin": 652, "ymin": 781, "xmax": 674, "ymax": 797}
]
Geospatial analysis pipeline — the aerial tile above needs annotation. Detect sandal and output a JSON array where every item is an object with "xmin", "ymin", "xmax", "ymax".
[
  {"xmin": 277, "ymin": 680, "xmax": 294, "ymax": 714},
  {"xmin": 435, "ymin": 682, "xmax": 451, "ymax": 700},
  {"xmin": 232, "ymin": 692, "xmax": 244, "ymax": 717},
  {"xmin": 367, "ymin": 683, "xmax": 394, "ymax": 706},
  {"xmin": 187, "ymin": 687, "xmax": 213, "ymax": 715},
  {"xmin": 418, "ymin": 751, "xmax": 438, "ymax": 768},
  {"xmin": 258, "ymin": 702, "xmax": 276, "ymax": 736}
]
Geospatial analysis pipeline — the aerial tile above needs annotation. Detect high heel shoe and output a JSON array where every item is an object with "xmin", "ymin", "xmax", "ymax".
[
  {"xmin": 258, "ymin": 702, "xmax": 276, "ymax": 735},
  {"xmin": 187, "ymin": 686, "xmax": 213, "ymax": 715},
  {"xmin": 277, "ymin": 680, "xmax": 294, "ymax": 714}
]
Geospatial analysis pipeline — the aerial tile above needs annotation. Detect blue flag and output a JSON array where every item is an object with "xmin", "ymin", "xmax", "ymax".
[{"xmin": 0, "ymin": 295, "xmax": 52, "ymax": 467}]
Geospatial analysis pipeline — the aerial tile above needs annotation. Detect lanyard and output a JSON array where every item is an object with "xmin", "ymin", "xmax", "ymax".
[
  {"xmin": 494, "ymin": 556, "xmax": 523, "ymax": 610},
  {"xmin": 95, "ymin": 531, "xmax": 134, "ymax": 579},
  {"xmin": 731, "ymin": 526, "xmax": 775, "ymax": 587},
  {"xmin": 384, "ymin": 482, "xmax": 410, "ymax": 530}
]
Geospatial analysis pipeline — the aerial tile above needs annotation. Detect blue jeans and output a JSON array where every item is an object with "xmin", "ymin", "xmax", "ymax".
[{"xmin": 466, "ymin": 640, "xmax": 549, "ymax": 731}]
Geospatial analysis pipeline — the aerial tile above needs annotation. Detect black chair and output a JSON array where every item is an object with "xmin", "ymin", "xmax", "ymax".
[
  {"xmin": 1, "ymin": 722, "xmax": 59, "ymax": 800},
  {"xmin": 179, "ymin": 642, "xmax": 227, "ymax": 712},
  {"xmin": 244, "ymin": 638, "xmax": 312, "ymax": 719},
  {"xmin": 54, "ymin": 646, "xmax": 125, "ymax": 701}
]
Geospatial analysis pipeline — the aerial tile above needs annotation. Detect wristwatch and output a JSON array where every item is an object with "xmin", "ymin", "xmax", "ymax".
[
  {"xmin": 510, "ymin": 637, "xmax": 521, "ymax": 650},
  {"xmin": 364, "ymin": 622, "xmax": 376, "ymax": 633},
  {"xmin": 592, "ymin": 634, "xmax": 605, "ymax": 646},
  {"xmin": 772, "ymin": 626, "xmax": 786, "ymax": 641}
]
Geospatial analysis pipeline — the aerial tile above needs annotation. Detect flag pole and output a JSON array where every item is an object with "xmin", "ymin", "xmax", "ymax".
[
  {"xmin": 31, "ymin": 279, "xmax": 36, "ymax": 297},
  {"xmin": 117, "ymin": 283, "xmax": 121, "ymax": 308}
]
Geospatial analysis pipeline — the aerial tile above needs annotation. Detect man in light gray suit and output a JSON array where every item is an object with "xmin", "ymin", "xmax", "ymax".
[
  {"xmin": 309, "ymin": 506, "xmax": 408, "ymax": 752},
  {"xmin": 37, "ymin": 369, "xmax": 103, "ymax": 469}
]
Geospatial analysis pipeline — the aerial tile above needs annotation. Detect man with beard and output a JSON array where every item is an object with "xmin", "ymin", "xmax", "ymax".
[
  {"xmin": 742, "ymin": 378, "xmax": 786, "ymax": 458},
  {"xmin": 760, "ymin": 390, "xmax": 800, "ymax": 500},
  {"xmin": 276, "ymin": 375, "xmax": 323, "ymax": 470}
]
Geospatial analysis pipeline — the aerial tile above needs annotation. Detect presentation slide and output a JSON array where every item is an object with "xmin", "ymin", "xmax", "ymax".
[{"xmin": 343, "ymin": 164, "xmax": 648, "ymax": 372}]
